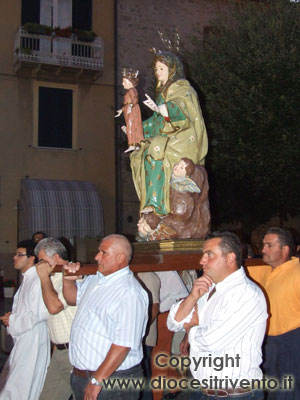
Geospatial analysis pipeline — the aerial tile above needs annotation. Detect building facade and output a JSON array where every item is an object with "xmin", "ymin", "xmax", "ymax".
[{"xmin": 0, "ymin": 0, "xmax": 115, "ymax": 281}]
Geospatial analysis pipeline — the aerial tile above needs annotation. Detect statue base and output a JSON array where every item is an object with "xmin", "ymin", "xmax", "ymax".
[{"xmin": 132, "ymin": 238, "xmax": 204, "ymax": 272}]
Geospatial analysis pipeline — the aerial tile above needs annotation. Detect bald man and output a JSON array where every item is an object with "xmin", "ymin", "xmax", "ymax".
[{"xmin": 63, "ymin": 234, "xmax": 149, "ymax": 400}]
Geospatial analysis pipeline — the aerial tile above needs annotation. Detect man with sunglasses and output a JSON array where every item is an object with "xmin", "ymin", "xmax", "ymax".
[{"xmin": 0, "ymin": 240, "xmax": 50, "ymax": 400}]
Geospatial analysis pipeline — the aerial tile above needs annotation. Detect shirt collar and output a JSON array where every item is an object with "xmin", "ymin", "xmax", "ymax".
[
  {"xmin": 96, "ymin": 265, "xmax": 131, "ymax": 285},
  {"xmin": 215, "ymin": 266, "xmax": 245, "ymax": 291}
]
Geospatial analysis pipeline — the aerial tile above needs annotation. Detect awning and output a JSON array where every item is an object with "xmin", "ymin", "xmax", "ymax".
[{"xmin": 19, "ymin": 178, "xmax": 104, "ymax": 240}]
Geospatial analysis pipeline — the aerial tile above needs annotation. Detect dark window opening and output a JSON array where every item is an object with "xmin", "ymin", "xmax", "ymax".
[
  {"xmin": 38, "ymin": 87, "xmax": 73, "ymax": 149},
  {"xmin": 21, "ymin": 0, "xmax": 40, "ymax": 24},
  {"xmin": 72, "ymin": 0, "xmax": 92, "ymax": 30}
]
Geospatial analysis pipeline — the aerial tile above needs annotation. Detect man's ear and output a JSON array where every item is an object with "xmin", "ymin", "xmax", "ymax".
[
  {"xmin": 227, "ymin": 252, "xmax": 236, "ymax": 265},
  {"xmin": 53, "ymin": 253, "xmax": 60, "ymax": 264},
  {"xmin": 29, "ymin": 255, "xmax": 36, "ymax": 264},
  {"xmin": 118, "ymin": 252, "xmax": 126, "ymax": 265},
  {"xmin": 282, "ymin": 245, "xmax": 290, "ymax": 259}
]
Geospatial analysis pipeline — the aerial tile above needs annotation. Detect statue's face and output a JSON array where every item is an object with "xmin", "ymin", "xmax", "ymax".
[
  {"xmin": 122, "ymin": 78, "xmax": 133, "ymax": 89},
  {"xmin": 173, "ymin": 160, "xmax": 187, "ymax": 178},
  {"xmin": 155, "ymin": 61, "xmax": 169, "ymax": 85}
]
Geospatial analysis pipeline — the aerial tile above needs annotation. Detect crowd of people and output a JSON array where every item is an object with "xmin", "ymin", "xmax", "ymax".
[{"xmin": 0, "ymin": 227, "xmax": 299, "ymax": 400}]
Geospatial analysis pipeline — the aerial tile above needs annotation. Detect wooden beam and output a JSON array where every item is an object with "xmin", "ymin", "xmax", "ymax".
[{"xmin": 53, "ymin": 252, "xmax": 266, "ymax": 276}]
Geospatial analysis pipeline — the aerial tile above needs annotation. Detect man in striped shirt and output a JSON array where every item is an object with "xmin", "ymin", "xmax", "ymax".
[
  {"xmin": 63, "ymin": 234, "xmax": 149, "ymax": 400},
  {"xmin": 167, "ymin": 231, "xmax": 267, "ymax": 399}
]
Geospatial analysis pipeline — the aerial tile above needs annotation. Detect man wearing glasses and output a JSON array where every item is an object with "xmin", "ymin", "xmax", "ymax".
[{"xmin": 0, "ymin": 240, "xmax": 50, "ymax": 400}]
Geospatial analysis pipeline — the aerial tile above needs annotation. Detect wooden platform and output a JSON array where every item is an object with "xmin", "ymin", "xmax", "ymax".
[{"xmin": 54, "ymin": 239, "xmax": 265, "ymax": 275}]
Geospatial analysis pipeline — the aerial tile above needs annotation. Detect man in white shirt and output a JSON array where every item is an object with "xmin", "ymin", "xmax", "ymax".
[
  {"xmin": 63, "ymin": 234, "xmax": 149, "ymax": 400},
  {"xmin": 167, "ymin": 231, "xmax": 267, "ymax": 400},
  {"xmin": 35, "ymin": 237, "xmax": 77, "ymax": 400},
  {"xmin": 0, "ymin": 240, "xmax": 50, "ymax": 400}
]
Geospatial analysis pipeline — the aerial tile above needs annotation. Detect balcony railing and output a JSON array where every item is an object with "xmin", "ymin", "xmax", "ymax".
[{"xmin": 14, "ymin": 26, "xmax": 104, "ymax": 71}]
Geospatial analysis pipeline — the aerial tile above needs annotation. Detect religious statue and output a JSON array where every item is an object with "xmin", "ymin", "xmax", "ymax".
[
  {"xmin": 115, "ymin": 68, "xmax": 143, "ymax": 153},
  {"xmin": 137, "ymin": 158, "xmax": 210, "ymax": 241},
  {"xmin": 130, "ymin": 51, "xmax": 208, "ymax": 218}
]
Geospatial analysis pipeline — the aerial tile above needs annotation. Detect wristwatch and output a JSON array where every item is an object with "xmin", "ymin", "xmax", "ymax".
[{"xmin": 90, "ymin": 376, "xmax": 103, "ymax": 386}]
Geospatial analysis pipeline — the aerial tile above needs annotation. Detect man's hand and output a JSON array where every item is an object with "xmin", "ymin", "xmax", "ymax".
[
  {"xmin": 180, "ymin": 333, "xmax": 190, "ymax": 356},
  {"xmin": 190, "ymin": 275, "xmax": 213, "ymax": 301},
  {"xmin": 174, "ymin": 276, "xmax": 213, "ymax": 322},
  {"xmin": 84, "ymin": 382, "xmax": 102, "ymax": 400},
  {"xmin": 63, "ymin": 262, "xmax": 82, "ymax": 280},
  {"xmin": 0, "ymin": 312, "xmax": 11, "ymax": 327},
  {"xmin": 143, "ymin": 94, "xmax": 160, "ymax": 113},
  {"xmin": 36, "ymin": 261, "xmax": 53, "ymax": 279}
]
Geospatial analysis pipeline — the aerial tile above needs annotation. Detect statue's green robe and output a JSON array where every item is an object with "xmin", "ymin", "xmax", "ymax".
[{"xmin": 130, "ymin": 79, "xmax": 208, "ymax": 215}]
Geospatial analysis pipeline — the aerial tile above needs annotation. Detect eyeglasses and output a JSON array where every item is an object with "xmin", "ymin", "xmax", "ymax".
[{"xmin": 15, "ymin": 253, "xmax": 28, "ymax": 257}]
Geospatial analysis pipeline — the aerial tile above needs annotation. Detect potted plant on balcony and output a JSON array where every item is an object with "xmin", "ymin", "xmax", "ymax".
[
  {"xmin": 3, "ymin": 280, "xmax": 16, "ymax": 298},
  {"xmin": 54, "ymin": 26, "xmax": 73, "ymax": 38},
  {"xmin": 23, "ymin": 23, "xmax": 53, "ymax": 36},
  {"xmin": 73, "ymin": 28, "xmax": 97, "ymax": 42}
]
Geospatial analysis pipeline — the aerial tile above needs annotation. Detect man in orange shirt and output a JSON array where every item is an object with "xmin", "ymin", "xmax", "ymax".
[{"xmin": 247, "ymin": 227, "xmax": 300, "ymax": 400}]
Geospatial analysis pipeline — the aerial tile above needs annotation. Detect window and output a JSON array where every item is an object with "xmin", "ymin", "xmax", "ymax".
[
  {"xmin": 21, "ymin": 0, "xmax": 92, "ymax": 29},
  {"xmin": 72, "ymin": 0, "xmax": 92, "ymax": 30},
  {"xmin": 21, "ymin": 0, "xmax": 40, "ymax": 24},
  {"xmin": 33, "ymin": 82, "xmax": 78, "ymax": 149}
]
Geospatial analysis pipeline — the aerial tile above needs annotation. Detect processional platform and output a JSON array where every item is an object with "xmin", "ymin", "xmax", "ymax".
[{"xmin": 56, "ymin": 239, "xmax": 264, "ymax": 276}]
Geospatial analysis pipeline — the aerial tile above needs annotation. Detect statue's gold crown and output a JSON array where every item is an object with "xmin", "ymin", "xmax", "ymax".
[{"xmin": 121, "ymin": 68, "xmax": 139, "ymax": 79}]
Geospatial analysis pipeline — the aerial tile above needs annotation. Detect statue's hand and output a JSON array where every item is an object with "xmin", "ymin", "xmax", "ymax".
[
  {"xmin": 121, "ymin": 125, "xmax": 127, "ymax": 134},
  {"xmin": 115, "ymin": 109, "xmax": 122, "ymax": 118},
  {"xmin": 137, "ymin": 216, "xmax": 155, "ymax": 236},
  {"xmin": 143, "ymin": 94, "xmax": 160, "ymax": 113}
]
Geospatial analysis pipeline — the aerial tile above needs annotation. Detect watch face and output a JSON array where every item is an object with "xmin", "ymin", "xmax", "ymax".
[{"xmin": 90, "ymin": 377, "xmax": 101, "ymax": 386}]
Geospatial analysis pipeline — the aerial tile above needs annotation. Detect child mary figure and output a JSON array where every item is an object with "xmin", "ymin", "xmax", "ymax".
[{"xmin": 130, "ymin": 51, "xmax": 208, "ymax": 216}]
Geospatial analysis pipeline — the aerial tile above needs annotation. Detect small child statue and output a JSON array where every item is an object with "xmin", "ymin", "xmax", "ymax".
[
  {"xmin": 115, "ymin": 68, "xmax": 144, "ymax": 153},
  {"xmin": 137, "ymin": 157, "xmax": 205, "ymax": 241}
]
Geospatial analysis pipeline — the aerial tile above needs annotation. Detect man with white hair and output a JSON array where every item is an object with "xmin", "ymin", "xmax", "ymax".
[{"xmin": 35, "ymin": 237, "xmax": 77, "ymax": 400}]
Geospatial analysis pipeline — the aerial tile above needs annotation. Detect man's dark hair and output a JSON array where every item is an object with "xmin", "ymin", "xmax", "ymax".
[
  {"xmin": 32, "ymin": 231, "xmax": 47, "ymax": 240},
  {"xmin": 34, "ymin": 238, "xmax": 68, "ymax": 261},
  {"xmin": 17, "ymin": 240, "xmax": 37, "ymax": 262},
  {"xmin": 206, "ymin": 231, "xmax": 242, "ymax": 267},
  {"xmin": 265, "ymin": 227, "xmax": 295, "ymax": 257}
]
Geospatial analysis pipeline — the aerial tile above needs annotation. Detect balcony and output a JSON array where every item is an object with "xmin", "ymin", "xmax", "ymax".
[{"xmin": 14, "ymin": 26, "xmax": 104, "ymax": 80}]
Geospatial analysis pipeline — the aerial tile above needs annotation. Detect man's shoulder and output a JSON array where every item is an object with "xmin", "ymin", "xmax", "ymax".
[
  {"xmin": 244, "ymin": 274, "xmax": 265, "ymax": 294},
  {"xmin": 119, "ymin": 274, "xmax": 149, "ymax": 299},
  {"xmin": 227, "ymin": 269, "xmax": 266, "ymax": 300},
  {"xmin": 283, "ymin": 257, "xmax": 300, "ymax": 269},
  {"xmin": 27, "ymin": 266, "xmax": 42, "ymax": 286}
]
